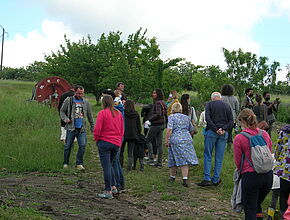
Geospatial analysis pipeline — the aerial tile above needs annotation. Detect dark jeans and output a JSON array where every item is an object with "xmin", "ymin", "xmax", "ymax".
[
  {"xmin": 241, "ymin": 171, "xmax": 273, "ymax": 220},
  {"xmin": 227, "ymin": 124, "xmax": 234, "ymax": 144},
  {"xmin": 146, "ymin": 124, "xmax": 164, "ymax": 163},
  {"xmin": 280, "ymin": 178, "xmax": 290, "ymax": 213},
  {"xmin": 112, "ymin": 148, "xmax": 124, "ymax": 189},
  {"xmin": 97, "ymin": 140, "xmax": 119, "ymax": 191},
  {"xmin": 64, "ymin": 129, "xmax": 87, "ymax": 165}
]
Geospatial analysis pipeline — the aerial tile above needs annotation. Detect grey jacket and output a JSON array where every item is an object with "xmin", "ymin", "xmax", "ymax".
[
  {"xmin": 222, "ymin": 96, "xmax": 239, "ymax": 121},
  {"xmin": 60, "ymin": 96, "xmax": 94, "ymax": 132}
]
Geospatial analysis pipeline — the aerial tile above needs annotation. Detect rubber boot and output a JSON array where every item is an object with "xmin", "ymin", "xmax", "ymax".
[{"xmin": 267, "ymin": 208, "xmax": 275, "ymax": 220}]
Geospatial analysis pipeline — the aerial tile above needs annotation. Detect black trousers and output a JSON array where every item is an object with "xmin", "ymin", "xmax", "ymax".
[
  {"xmin": 280, "ymin": 178, "xmax": 290, "ymax": 213},
  {"xmin": 241, "ymin": 171, "xmax": 273, "ymax": 220}
]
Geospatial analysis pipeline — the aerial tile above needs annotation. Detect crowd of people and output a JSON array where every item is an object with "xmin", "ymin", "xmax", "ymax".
[{"xmin": 57, "ymin": 82, "xmax": 290, "ymax": 219}]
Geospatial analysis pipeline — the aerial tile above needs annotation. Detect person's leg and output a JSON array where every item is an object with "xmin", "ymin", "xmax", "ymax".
[
  {"xmin": 152, "ymin": 136, "xmax": 157, "ymax": 160},
  {"xmin": 112, "ymin": 148, "xmax": 121, "ymax": 188},
  {"xmin": 256, "ymin": 171, "xmax": 273, "ymax": 219},
  {"xmin": 203, "ymin": 130, "xmax": 217, "ymax": 181},
  {"xmin": 120, "ymin": 140, "xmax": 126, "ymax": 168},
  {"xmin": 227, "ymin": 126, "xmax": 233, "ymax": 149},
  {"xmin": 145, "ymin": 126, "xmax": 159, "ymax": 162},
  {"xmin": 156, "ymin": 126, "xmax": 164, "ymax": 165},
  {"xmin": 76, "ymin": 131, "xmax": 87, "ymax": 165},
  {"xmin": 181, "ymin": 165, "xmax": 189, "ymax": 187},
  {"xmin": 169, "ymin": 166, "xmax": 177, "ymax": 182},
  {"xmin": 268, "ymin": 189, "xmax": 280, "ymax": 219},
  {"xmin": 64, "ymin": 130, "xmax": 75, "ymax": 165},
  {"xmin": 110, "ymin": 145, "xmax": 119, "ymax": 190},
  {"xmin": 280, "ymin": 178, "xmax": 290, "ymax": 215},
  {"xmin": 97, "ymin": 140, "xmax": 112, "ymax": 192},
  {"xmin": 127, "ymin": 140, "xmax": 135, "ymax": 171},
  {"xmin": 212, "ymin": 132, "xmax": 228, "ymax": 184},
  {"xmin": 242, "ymin": 172, "xmax": 260, "ymax": 220}
]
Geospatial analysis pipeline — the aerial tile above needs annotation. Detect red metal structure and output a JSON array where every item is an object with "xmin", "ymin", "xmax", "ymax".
[{"xmin": 32, "ymin": 76, "xmax": 72, "ymax": 107}]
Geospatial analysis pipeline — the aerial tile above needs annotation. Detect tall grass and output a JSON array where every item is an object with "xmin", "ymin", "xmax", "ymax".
[{"xmin": 0, "ymin": 80, "xmax": 64, "ymax": 172}]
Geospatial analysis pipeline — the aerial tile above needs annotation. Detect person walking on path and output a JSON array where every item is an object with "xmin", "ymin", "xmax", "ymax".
[
  {"xmin": 165, "ymin": 103, "xmax": 198, "ymax": 187},
  {"xmin": 94, "ymin": 95, "xmax": 124, "ymax": 199},
  {"xmin": 233, "ymin": 109, "xmax": 273, "ymax": 220},
  {"xmin": 60, "ymin": 85, "xmax": 94, "ymax": 170},
  {"xmin": 197, "ymin": 92, "xmax": 233, "ymax": 187}
]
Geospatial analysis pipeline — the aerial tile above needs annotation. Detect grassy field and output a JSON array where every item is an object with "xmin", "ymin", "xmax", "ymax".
[{"xmin": 0, "ymin": 79, "xmax": 285, "ymax": 219}]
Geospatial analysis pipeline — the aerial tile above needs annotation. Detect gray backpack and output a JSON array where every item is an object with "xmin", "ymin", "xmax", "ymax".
[{"xmin": 240, "ymin": 130, "xmax": 273, "ymax": 174}]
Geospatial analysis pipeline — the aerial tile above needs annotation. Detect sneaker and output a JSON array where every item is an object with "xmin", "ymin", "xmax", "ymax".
[
  {"xmin": 111, "ymin": 188, "xmax": 118, "ymax": 194},
  {"xmin": 213, "ymin": 179, "xmax": 222, "ymax": 186},
  {"xmin": 97, "ymin": 192, "xmax": 113, "ymax": 199},
  {"xmin": 76, "ymin": 165, "xmax": 85, "ymax": 170},
  {"xmin": 197, "ymin": 180, "xmax": 213, "ymax": 187},
  {"xmin": 63, "ymin": 164, "xmax": 69, "ymax": 169}
]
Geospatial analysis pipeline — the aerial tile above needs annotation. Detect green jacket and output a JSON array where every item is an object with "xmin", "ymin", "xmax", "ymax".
[{"xmin": 60, "ymin": 96, "xmax": 94, "ymax": 132}]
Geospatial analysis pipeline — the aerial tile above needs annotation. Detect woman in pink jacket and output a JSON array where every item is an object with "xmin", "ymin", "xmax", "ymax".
[
  {"xmin": 94, "ymin": 95, "xmax": 124, "ymax": 199},
  {"xmin": 233, "ymin": 109, "xmax": 273, "ymax": 220}
]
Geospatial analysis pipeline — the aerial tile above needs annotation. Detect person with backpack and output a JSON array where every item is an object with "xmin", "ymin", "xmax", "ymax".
[
  {"xmin": 233, "ymin": 109, "xmax": 273, "ymax": 220},
  {"xmin": 123, "ymin": 100, "xmax": 142, "ymax": 171},
  {"xmin": 145, "ymin": 88, "xmax": 167, "ymax": 168}
]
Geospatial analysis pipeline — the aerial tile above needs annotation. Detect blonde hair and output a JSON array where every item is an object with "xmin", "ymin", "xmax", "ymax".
[
  {"xmin": 238, "ymin": 108, "xmax": 257, "ymax": 129},
  {"xmin": 171, "ymin": 103, "xmax": 182, "ymax": 114},
  {"xmin": 170, "ymin": 90, "xmax": 178, "ymax": 99}
]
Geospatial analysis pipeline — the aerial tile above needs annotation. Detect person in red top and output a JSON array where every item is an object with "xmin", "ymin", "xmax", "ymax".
[
  {"xmin": 94, "ymin": 95, "xmax": 124, "ymax": 199},
  {"xmin": 233, "ymin": 109, "xmax": 273, "ymax": 220}
]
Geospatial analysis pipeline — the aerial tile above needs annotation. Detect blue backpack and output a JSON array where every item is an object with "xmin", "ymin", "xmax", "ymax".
[{"xmin": 240, "ymin": 130, "xmax": 273, "ymax": 174}]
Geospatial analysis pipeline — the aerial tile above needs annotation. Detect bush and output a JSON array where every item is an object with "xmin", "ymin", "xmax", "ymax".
[{"xmin": 276, "ymin": 104, "xmax": 290, "ymax": 123}]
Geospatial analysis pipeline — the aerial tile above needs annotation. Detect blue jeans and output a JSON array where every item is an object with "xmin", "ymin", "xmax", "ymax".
[
  {"xmin": 112, "ymin": 148, "xmax": 125, "ymax": 188},
  {"xmin": 97, "ymin": 140, "xmax": 119, "ymax": 191},
  {"xmin": 64, "ymin": 129, "xmax": 87, "ymax": 165},
  {"xmin": 203, "ymin": 129, "xmax": 228, "ymax": 184}
]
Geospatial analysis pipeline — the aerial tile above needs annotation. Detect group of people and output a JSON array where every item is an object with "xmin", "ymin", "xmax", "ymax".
[{"xmin": 57, "ymin": 82, "xmax": 290, "ymax": 219}]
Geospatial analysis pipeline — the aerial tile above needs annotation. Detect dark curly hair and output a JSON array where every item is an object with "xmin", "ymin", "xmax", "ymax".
[
  {"xmin": 221, "ymin": 84, "xmax": 234, "ymax": 96},
  {"xmin": 181, "ymin": 94, "xmax": 190, "ymax": 116},
  {"xmin": 154, "ymin": 88, "xmax": 164, "ymax": 101}
]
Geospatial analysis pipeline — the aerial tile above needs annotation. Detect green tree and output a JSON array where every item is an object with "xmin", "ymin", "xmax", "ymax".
[{"xmin": 222, "ymin": 48, "xmax": 280, "ymax": 99}]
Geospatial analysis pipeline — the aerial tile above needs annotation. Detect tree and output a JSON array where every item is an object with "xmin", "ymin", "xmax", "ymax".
[{"xmin": 222, "ymin": 48, "xmax": 280, "ymax": 99}]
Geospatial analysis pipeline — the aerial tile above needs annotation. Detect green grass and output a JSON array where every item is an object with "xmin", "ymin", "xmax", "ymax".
[
  {"xmin": 0, "ymin": 79, "xmax": 286, "ymax": 219},
  {"xmin": 0, "ymin": 206, "xmax": 51, "ymax": 220}
]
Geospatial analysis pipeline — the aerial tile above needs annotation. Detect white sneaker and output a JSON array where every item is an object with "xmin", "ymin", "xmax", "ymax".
[
  {"xmin": 63, "ymin": 164, "xmax": 69, "ymax": 169},
  {"xmin": 76, "ymin": 165, "xmax": 85, "ymax": 170}
]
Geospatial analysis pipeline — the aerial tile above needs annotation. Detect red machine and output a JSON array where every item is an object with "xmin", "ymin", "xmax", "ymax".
[{"xmin": 32, "ymin": 76, "xmax": 72, "ymax": 107}]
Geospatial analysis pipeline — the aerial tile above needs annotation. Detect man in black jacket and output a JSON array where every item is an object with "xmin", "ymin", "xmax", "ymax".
[{"xmin": 197, "ymin": 92, "xmax": 233, "ymax": 187}]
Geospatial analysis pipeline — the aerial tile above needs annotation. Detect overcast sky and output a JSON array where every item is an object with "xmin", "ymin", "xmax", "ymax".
[{"xmin": 1, "ymin": 0, "xmax": 290, "ymax": 80}]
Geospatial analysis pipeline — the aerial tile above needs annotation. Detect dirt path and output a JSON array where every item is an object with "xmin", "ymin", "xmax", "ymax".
[{"xmin": 0, "ymin": 143, "xmax": 242, "ymax": 220}]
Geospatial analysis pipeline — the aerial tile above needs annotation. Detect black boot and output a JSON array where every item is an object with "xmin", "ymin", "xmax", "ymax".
[
  {"xmin": 132, "ymin": 157, "xmax": 137, "ymax": 170},
  {"xmin": 182, "ymin": 179, "xmax": 188, "ymax": 187}
]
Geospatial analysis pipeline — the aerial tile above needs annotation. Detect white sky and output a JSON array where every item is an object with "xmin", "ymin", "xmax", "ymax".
[{"xmin": 2, "ymin": 0, "xmax": 290, "ymax": 81}]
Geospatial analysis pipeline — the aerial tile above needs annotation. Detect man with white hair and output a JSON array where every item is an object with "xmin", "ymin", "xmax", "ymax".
[{"xmin": 197, "ymin": 92, "xmax": 233, "ymax": 187}]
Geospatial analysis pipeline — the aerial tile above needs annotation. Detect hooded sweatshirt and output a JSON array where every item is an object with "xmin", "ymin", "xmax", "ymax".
[
  {"xmin": 124, "ymin": 110, "xmax": 142, "ymax": 140},
  {"xmin": 233, "ymin": 128, "xmax": 272, "ymax": 173}
]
